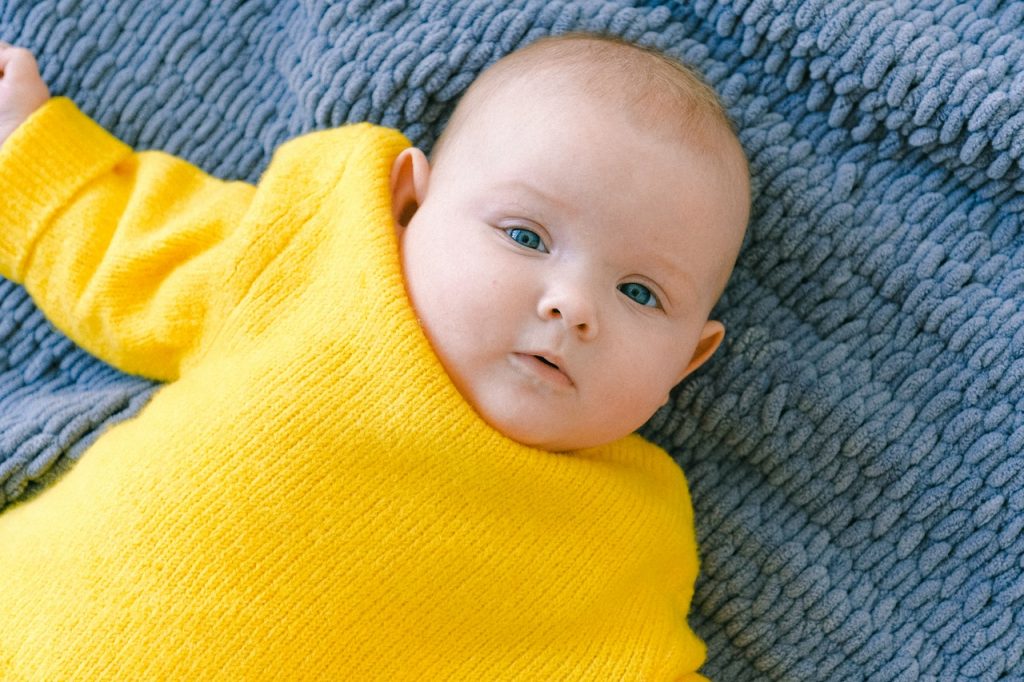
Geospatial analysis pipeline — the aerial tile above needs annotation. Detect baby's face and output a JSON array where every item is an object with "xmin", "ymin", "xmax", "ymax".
[{"xmin": 395, "ymin": 80, "xmax": 747, "ymax": 451}]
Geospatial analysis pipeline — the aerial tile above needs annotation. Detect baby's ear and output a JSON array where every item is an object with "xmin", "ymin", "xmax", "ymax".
[
  {"xmin": 389, "ymin": 147, "xmax": 431, "ymax": 228},
  {"xmin": 677, "ymin": 321, "xmax": 725, "ymax": 382}
]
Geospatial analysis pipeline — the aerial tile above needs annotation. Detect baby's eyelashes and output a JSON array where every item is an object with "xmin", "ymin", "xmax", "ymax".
[
  {"xmin": 617, "ymin": 282, "xmax": 659, "ymax": 308},
  {"xmin": 504, "ymin": 226, "xmax": 548, "ymax": 252}
]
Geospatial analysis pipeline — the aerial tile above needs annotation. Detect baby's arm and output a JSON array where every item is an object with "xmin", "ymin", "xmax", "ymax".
[
  {"xmin": 0, "ymin": 46, "xmax": 261, "ymax": 381},
  {"xmin": 0, "ymin": 43, "xmax": 49, "ymax": 147}
]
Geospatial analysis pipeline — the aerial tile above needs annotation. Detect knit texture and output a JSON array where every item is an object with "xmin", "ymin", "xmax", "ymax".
[
  {"xmin": 0, "ymin": 99, "xmax": 707, "ymax": 679},
  {"xmin": 1, "ymin": 1, "xmax": 1023, "ymax": 680}
]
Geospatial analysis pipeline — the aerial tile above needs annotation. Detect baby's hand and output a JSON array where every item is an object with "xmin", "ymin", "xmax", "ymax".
[{"xmin": 0, "ymin": 43, "xmax": 49, "ymax": 148}]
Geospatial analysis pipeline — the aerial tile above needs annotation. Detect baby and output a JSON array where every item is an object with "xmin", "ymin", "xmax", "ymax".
[{"xmin": 0, "ymin": 34, "xmax": 748, "ymax": 681}]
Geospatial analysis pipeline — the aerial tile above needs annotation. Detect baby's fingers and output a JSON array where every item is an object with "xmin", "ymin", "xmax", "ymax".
[
  {"xmin": 0, "ymin": 42, "xmax": 41, "ymax": 82},
  {"xmin": 0, "ymin": 42, "xmax": 49, "ymax": 147}
]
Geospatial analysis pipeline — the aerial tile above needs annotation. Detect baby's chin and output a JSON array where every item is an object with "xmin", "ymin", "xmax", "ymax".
[
  {"xmin": 481, "ymin": 409, "xmax": 623, "ymax": 453},
  {"xmin": 447, "ymin": 364, "xmax": 647, "ymax": 452}
]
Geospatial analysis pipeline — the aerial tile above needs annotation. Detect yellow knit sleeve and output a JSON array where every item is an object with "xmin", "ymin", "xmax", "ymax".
[{"xmin": 0, "ymin": 97, "xmax": 257, "ymax": 381}]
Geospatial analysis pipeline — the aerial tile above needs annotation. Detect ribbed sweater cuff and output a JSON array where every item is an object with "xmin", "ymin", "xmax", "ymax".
[{"xmin": 0, "ymin": 97, "xmax": 131, "ymax": 281}]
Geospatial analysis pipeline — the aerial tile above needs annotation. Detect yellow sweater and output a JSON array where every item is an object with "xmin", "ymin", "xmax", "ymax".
[{"xmin": 0, "ymin": 98, "xmax": 707, "ymax": 680}]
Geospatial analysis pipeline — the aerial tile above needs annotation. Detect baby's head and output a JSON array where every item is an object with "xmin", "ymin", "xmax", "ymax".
[{"xmin": 390, "ymin": 33, "xmax": 749, "ymax": 451}]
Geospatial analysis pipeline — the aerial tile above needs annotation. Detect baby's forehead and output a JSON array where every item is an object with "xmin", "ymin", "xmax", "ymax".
[
  {"xmin": 459, "ymin": 62, "xmax": 740, "ymax": 165},
  {"xmin": 433, "ymin": 36, "xmax": 744, "ymax": 166}
]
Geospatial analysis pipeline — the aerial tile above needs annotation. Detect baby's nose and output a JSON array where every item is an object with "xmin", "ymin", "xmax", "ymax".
[{"xmin": 539, "ymin": 291, "xmax": 598, "ymax": 340}]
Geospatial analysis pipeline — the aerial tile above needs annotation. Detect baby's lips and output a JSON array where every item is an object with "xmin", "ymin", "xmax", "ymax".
[{"xmin": 515, "ymin": 350, "xmax": 574, "ymax": 387}]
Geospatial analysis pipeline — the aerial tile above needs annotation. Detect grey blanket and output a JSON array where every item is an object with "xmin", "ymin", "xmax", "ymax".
[{"xmin": 3, "ymin": 1, "xmax": 1023, "ymax": 679}]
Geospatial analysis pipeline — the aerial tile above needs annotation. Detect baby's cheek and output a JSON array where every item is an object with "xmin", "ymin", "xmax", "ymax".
[{"xmin": 602, "ymin": 355, "xmax": 676, "ymax": 425}]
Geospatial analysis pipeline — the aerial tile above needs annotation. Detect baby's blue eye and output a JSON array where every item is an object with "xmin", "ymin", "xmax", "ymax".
[
  {"xmin": 506, "ymin": 227, "xmax": 546, "ymax": 252},
  {"xmin": 618, "ymin": 282, "xmax": 658, "ymax": 308}
]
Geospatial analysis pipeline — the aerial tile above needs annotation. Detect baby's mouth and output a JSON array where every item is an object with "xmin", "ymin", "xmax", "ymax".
[
  {"xmin": 534, "ymin": 355, "xmax": 559, "ymax": 370},
  {"xmin": 512, "ymin": 352, "xmax": 574, "ymax": 388}
]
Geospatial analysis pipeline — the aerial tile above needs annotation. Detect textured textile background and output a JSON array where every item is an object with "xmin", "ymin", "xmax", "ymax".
[{"xmin": 3, "ymin": 1, "xmax": 1024, "ymax": 679}]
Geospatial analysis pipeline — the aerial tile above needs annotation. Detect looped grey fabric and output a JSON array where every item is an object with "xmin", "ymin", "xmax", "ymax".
[{"xmin": 3, "ymin": 1, "xmax": 1024, "ymax": 679}]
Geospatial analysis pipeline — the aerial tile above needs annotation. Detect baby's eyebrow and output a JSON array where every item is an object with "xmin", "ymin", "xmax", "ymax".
[
  {"xmin": 492, "ymin": 179, "xmax": 570, "ymax": 214},
  {"xmin": 643, "ymin": 251, "xmax": 700, "ymax": 307}
]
